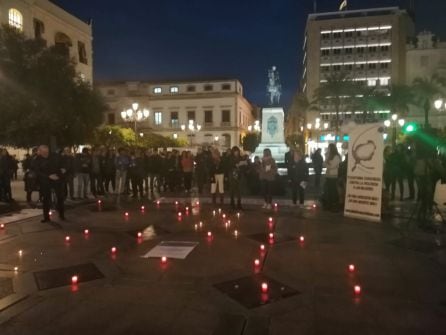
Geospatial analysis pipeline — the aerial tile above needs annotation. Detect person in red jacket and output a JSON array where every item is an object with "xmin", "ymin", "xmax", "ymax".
[{"xmin": 180, "ymin": 151, "xmax": 194, "ymax": 193}]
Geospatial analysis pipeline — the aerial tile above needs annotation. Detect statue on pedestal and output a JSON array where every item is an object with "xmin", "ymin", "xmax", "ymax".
[{"xmin": 267, "ymin": 66, "xmax": 282, "ymax": 106}]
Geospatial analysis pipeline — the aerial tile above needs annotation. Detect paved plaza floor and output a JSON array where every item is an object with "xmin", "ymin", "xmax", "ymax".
[{"xmin": 0, "ymin": 196, "xmax": 445, "ymax": 334}]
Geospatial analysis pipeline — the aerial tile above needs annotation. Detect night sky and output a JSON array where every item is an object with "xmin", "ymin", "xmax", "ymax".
[{"xmin": 52, "ymin": 0, "xmax": 446, "ymax": 107}]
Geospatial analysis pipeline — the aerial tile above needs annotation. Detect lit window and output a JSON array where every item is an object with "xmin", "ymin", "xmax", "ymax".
[
  {"xmin": 368, "ymin": 79, "xmax": 377, "ymax": 87},
  {"xmin": 379, "ymin": 78, "xmax": 390, "ymax": 86},
  {"xmin": 9, "ymin": 9, "xmax": 23, "ymax": 31},
  {"xmin": 154, "ymin": 112, "xmax": 162, "ymax": 125},
  {"xmin": 153, "ymin": 87, "xmax": 162, "ymax": 94},
  {"xmin": 170, "ymin": 86, "xmax": 179, "ymax": 93}
]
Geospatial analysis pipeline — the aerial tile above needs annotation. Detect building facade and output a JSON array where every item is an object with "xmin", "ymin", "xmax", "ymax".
[
  {"xmin": 303, "ymin": 7, "xmax": 415, "ymax": 133},
  {"xmin": 0, "ymin": 0, "xmax": 93, "ymax": 82},
  {"xmin": 97, "ymin": 79, "xmax": 256, "ymax": 149},
  {"xmin": 406, "ymin": 31, "xmax": 446, "ymax": 128}
]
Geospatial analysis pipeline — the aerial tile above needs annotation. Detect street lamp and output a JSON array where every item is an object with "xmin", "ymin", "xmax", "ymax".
[
  {"xmin": 435, "ymin": 98, "xmax": 446, "ymax": 112},
  {"xmin": 384, "ymin": 115, "xmax": 404, "ymax": 148},
  {"xmin": 120, "ymin": 102, "xmax": 150, "ymax": 138},
  {"xmin": 247, "ymin": 120, "xmax": 261, "ymax": 132},
  {"xmin": 180, "ymin": 120, "xmax": 202, "ymax": 146}
]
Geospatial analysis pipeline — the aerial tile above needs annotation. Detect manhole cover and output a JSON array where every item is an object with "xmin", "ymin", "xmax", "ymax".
[
  {"xmin": 389, "ymin": 238, "xmax": 446, "ymax": 253},
  {"xmin": 214, "ymin": 274, "xmax": 299, "ymax": 309},
  {"xmin": 34, "ymin": 263, "xmax": 104, "ymax": 290},
  {"xmin": 0, "ymin": 277, "xmax": 14, "ymax": 299},
  {"xmin": 245, "ymin": 232, "xmax": 295, "ymax": 245}
]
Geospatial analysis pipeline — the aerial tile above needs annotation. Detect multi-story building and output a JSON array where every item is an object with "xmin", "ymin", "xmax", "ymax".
[
  {"xmin": 0, "ymin": 0, "xmax": 93, "ymax": 82},
  {"xmin": 97, "ymin": 79, "xmax": 256, "ymax": 149},
  {"xmin": 302, "ymin": 7, "xmax": 415, "ymax": 138},
  {"xmin": 406, "ymin": 31, "xmax": 446, "ymax": 127}
]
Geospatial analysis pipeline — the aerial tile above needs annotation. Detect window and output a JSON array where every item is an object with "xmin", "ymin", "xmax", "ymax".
[
  {"xmin": 333, "ymin": 48, "xmax": 341, "ymax": 55},
  {"xmin": 379, "ymin": 78, "xmax": 390, "ymax": 86},
  {"xmin": 333, "ymin": 32, "xmax": 342, "ymax": 39},
  {"xmin": 321, "ymin": 49, "xmax": 330, "ymax": 56},
  {"xmin": 345, "ymin": 64, "xmax": 353, "ymax": 71},
  {"xmin": 222, "ymin": 110, "xmax": 230, "ymax": 123},
  {"xmin": 170, "ymin": 86, "xmax": 179, "ymax": 93},
  {"xmin": 345, "ymin": 48, "xmax": 353, "ymax": 54},
  {"xmin": 9, "ymin": 9, "xmax": 23, "ymax": 31},
  {"xmin": 345, "ymin": 31, "xmax": 353, "ymax": 38},
  {"xmin": 368, "ymin": 63, "xmax": 377, "ymax": 69},
  {"xmin": 34, "ymin": 19, "xmax": 45, "ymax": 39},
  {"xmin": 381, "ymin": 45, "xmax": 389, "ymax": 52},
  {"xmin": 204, "ymin": 84, "xmax": 213, "ymax": 91},
  {"xmin": 321, "ymin": 66, "xmax": 330, "ymax": 72},
  {"xmin": 368, "ymin": 46, "xmax": 377, "ymax": 53},
  {"xmin": 222, "ymin": 84, "xmax": 231, "ymax": 90},
  {"xmin": 357, "ymin": 47, "xmax": 365, "ymax": 53},
  {"xmin": 204, "ymin": 110, "xmax": 213, "ymax": 123},
  {"xmin": 333, "ymin": 65, "xmax": 341, "ymax": 71},
  {"xmin": 187, "ymin": 85, "xmax": 196, "ymax": 92},
  {"xmin": 368, "ymin": 79, "xmax": 377, "ymax": 87},
  {"xmin": 153, "ymin": 87, "xmax": 162, "ymax": 94},
  {"xmin": 170, "ymin": 112, "xmax": 179, "ymax": 127},
  {"xmin": 107, "ymin": 113, "xmax": 115, "ymax": 125},
  {"xmin": 78, "ymin": 41, "xmax": 88, "ymax": 64},
  {"xmin": 356, "ymin": 63, "xmax": 365, "ymax": 70},
  {"xmin": 321, "ymin": 33, "xmax": 331, "ymax": 40},
  {"xmin": 107, "ymin": 89, "xmax": 115, "ymax": 95},
  {"xmin": 187, "ymin": 111, "xmax": 195, "ymax": 121},
  {"xmin": 154, "ymin": 112, "xmax": 162, "ymax": 125},
  {"xmin": 380, "ymin": 62, "xmax": 389, "ymax": 69}
]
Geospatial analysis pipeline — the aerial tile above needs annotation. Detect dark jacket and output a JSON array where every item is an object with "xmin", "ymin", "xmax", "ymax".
[
  {"xmin": 289, "ymin": 158, "xmax": 309, "ymax": 183},
  {"xmin": 34, "ymin": 154, "xmax": 63, "ymax": 186}
]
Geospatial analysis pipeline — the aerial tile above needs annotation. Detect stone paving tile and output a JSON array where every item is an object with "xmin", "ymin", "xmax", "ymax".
[{"xmin": 0, "ymin": 199, "xmax": 445, "ymax": 334}]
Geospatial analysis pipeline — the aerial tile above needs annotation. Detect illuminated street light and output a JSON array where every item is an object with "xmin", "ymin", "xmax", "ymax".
[
  {"xmin": 120, "ymin": 102, "xmax": 150, "ymax": 139},
  {"xmin": 180, "ymin": 120, "xmax": 202, "ymax": 146}
]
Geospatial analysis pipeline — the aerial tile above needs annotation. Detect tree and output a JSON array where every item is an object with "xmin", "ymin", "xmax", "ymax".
[
  {"xmin": 285, "ymin": 92, "xmax": 309, "ymax": 138},
  {"xmin": 312, "ymin": 72, "xmax": 359, "ymax": 138},
  {"xmin": 376, "ymin": 84, "xmax": 413, "ymax": 119},
  {"xmin": 411, "ymin": 74, "xmax": 446, "ymax": 127},
  {"xmin": 0, "ymin": 25, "xmax": 106, "ymax": 148},
  {"xmin": 242, "ymin": 132, "xmax": 260, "ymax": 152}
]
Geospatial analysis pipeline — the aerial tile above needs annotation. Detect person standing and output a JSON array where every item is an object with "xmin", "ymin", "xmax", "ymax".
[
  {"xmin": 323, "ymin": 143, "xmax": 341, "ymax": 210},
  {"xmin": 289, "ymin": 150, "xmax": 309, "ymax": 207},
  {"xmin": 103, "ymin": 148, "xmax": 116, "ymax": 194},
  {"xmin": 34, "ymin": 145, "xmax": 65, "ymax": 222},
  {"xmin": 115, "ymin": 148, "xmax": 129, "ymax": 195},
  {"xmin": 60, "ymin": 147, "xmax": 75, "ymax": 200},
  {"xmin": 227, "ymin": 146, "xmax": 247, "ymax": 210},
  {"xmin": 90, "ymin": 147, "xmax": 103, "ymax": 197},
  {"xmin": 23, "ymin": 149, "xmax": 39, "ymax": 203},
  {"xmin": 129, "ymin": 149, "xmax": 145, "ymax": 198},
  {"xmin": 181, "ymin": 151, "xmax": 194, "ymax": 193},
  {"xmin": 311, "ymin": 148, "xmax": 323, "ymax": 188},
  {"xmin": 259, "ymin": 148, "xmax": 277, "ymax": 210},
  {"xmin": 195, "ymin": 147, "xmax": 209, "ymax": 195},
  {"xmin": 75, "ymin": 148, "xmax": 91, "ymax": 199},
  {"xmin": 209, "ymin": 149, "xmax": 225, "ymax": 206}
]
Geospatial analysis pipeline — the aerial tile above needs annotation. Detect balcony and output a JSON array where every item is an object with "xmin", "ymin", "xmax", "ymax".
[
  {"xmin": 204, "ymin": 122, "xmax": 214, "ymax": 128},
  {"xmin": 220, "ymin": 122, "xmax": 232, "ymax": 127}
]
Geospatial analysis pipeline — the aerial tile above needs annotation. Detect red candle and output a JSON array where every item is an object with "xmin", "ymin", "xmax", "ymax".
[
  {"xmin": 161, "ymin": 256, "xmax": 167, "ymax": 263},
  {"xmin": 268, "ymin": 217, "xmax": 273, "ymax": 222},
  {"xmin": 156, "ymin": 200, "xmax": 160, "ymax": 205},
  {"xmin": 65, "ymin": 235, "xmax": 70, "ymax": 242},
  {"xmin": 349, "ymin": 264, "xmax": 355, "ymax": 272},
  {"xmin": 274, "ymin": 203, "xmax": 278, "ymax": 208},
  {"xmin": 71, "ymin": 275, "xmax": 78, "ymax": 284},
  {"xmin": 312, "ymin": 203, "xmax": 317, "ymax": 208},
  {"xmin": 260, "ymin": 244, "xmax": 265, "ymax": 251},
  {"xmin": 111, "ymin": 247, "xmax": 117, "ymax": 254},
  {"xmin": 299, "ymin": 236, "xmax": 305, "ymax": 243},
  {"xmin": 140, "ymin": 205, "xmax": 145, "ymax": 211},
  {"xmin": 97, "ymin": 200, "xmax": 102, "ymax": 204},
  {"xmin": 137, "ymin": 232, "xmax": 142, "ymax": 238},
  {"xmin": 83, "ymin": 229, "xmax": 89, "ymax": 235},
  {"xmin": 269, "ymin": 233, "xmax": 274, "ymax": 239},
  {"xmin": 354, "ymin": 285, "xmax": 361, "ymax": 295},
  {"xmin": 207, "ymin": 231, "xmax": 212, "ymax": 237},
  {"xmin": 261, "ymin": 282, "xmax": 268, "ymax": 292},
  {"xmin": 178, "ymin": 212, "xmax": 182, "ymax": 217},
  {"xmin": 124, "ymin": 212, "xmax": 129, "ymax": 217},
  {"xmin": 0, "ymin": 223, "xmax": 5, "ymax": 229},
  {"xmin": 254, "ymin": 259, "xmax": 260, "ymax": 266}
]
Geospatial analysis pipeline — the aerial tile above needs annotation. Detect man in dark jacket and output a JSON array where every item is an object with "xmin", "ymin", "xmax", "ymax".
[
  {"xmin": 311, "ymin": 148, "xmax": 323, "ymax": 188},
  {"xmin": 34, "ymin": 145, "xmax": 65, "ymax": 222},
  {"xmin": 60, "ymin": 147, "xmax": 75, "ymax": 200},
  {"xmin": 289, "ymin": 150, "xmax": 309, "ymax": 206}
]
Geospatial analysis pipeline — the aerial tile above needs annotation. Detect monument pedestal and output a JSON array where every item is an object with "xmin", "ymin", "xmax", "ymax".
[{"xmin": 252, "ymin": 107, "xmax": 289, "ymax": 167}]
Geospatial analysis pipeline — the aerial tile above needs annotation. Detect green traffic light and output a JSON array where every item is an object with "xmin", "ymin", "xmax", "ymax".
[
  {"xmin": 403, "ymin": 122, "xmax": 418, "ymax": 134},
  {"xmin": 406, "ymin": 125, "xmax": 414, "ymax": 132}
]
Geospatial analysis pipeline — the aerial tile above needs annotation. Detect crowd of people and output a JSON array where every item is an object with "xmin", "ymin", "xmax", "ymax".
[{"xmin": 5, "ymin": 140, "xmax": 444, "ymax": 226}]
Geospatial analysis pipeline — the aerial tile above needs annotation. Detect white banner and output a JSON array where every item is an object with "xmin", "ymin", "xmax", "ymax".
[{"xmin": 344, "ymin": 123, "xmax": 384, "ymax": 222}]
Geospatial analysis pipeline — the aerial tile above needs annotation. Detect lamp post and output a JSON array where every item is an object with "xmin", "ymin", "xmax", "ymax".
[
  {"xmin": 434, "ymin": 98, "xmax": 446, "ymax": 112},
  {"xmin": 384, "ymin": 114, "xmax": 404, "ymax": 148},
  {"xmin": 181, "ymin": 120, "xmax": 202, "ymax": 146},
  {"xmin": 120, "ymin": 102, "xmax": 150, "ymax": 140}
]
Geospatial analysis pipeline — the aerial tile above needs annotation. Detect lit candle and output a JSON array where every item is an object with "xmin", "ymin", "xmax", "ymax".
[
  {"xmin": 161, "ymin": 256, "xmax": 167, "ymax": 263},
  {"xmin": 299, "ymin": 236, "xmax": 305, "ymax": 243},
  {"xmin": 348, "ymin": 264, "xmax": 355, "ymax": 272},
  {"xmin": 111, "ymin": 247, "xmax": 117, "ymax": 254},
  {"xmin": 260, "ymin": 244, "xmax": 265, "ymax": 251},
  {"xmin": 0, "ymin": 223, "xmax": 5, "ymax": 229},
  {"xmin": 71, "ymin": 275, "xmax": 78, "ymax": 284},
  {"xmin": 254, "ymin": 259, "xmax": 260, "ymax": 266},
  {"xmin": 178, "ymin": 212, "xmax": 182, "ymax": 217},
  {"xmin": 212, "ymin": 210, "xmax": 216, "ymax": 216},
  {"xmin": 196, "ymin": 201, "xmax": 200, "ymax": 206},
  {"xmin": 156, "ymin": 200, "xmax": 160, "ymax": 205},
  {"xmin": 274, "ymin": 203, "xmax": 278, "ymax": 208},
  {"xmin": 97, "ymin": 200, "xmax": 102, "ymax": 204},
  {"xmin": 236, "ymin": 212, "xmax": 240, "ymax": 218},
  {"xmin": 65, "ymin": 236, "xmax": 70, "ymax": 242},
  {"xmin": 14, "ymin": 266, "xmax": 18, "ymax": 272},
  {"xmin": 137, "ymin": 232, "xmax": 142, "ymax": 238},
  {"xmin": 194, "ymin": 224, "xmax": 198, "ymax": 230},
  {"xmin": 18, "ymin": 250, "xmax": 23, "ymax": 256},
  {"xmin": 234, "ymin": 230, "xmax": 238, "ymax": 237},
  {"xmin": 269, "ymin": 233, "xmax": 274, "ymax": 239},
  {"xmin": 222, "ymin": 214, "xmax": 226, "ymax": 219},
  {"xmin": 354, "ymin": 285, "xmax": 361, "ymax": 295},
  {"xmin": 125, "ymin": 212, "xmax": 129, "ymax": 217},
  {"xmin": 218, "ymin": 208, "xmax": 221, "ymax": 213},
  {"xmin": 175, "ymin": 201, "xmax": 178, "ymax": 205},
  {"xmin": 84, "ymin": 229, "xmax": 89, "ymax": 235},
  {"xmin": 199, "ymin": 221, "xmax": 203, "ymax": 227},
  {"xmin": 268, "ymin": 217, "xmax": 273, "ymax": 222},
  {"xmin": 312, "ymin": 203, "xmax": 317, "ymax": 208},
  {"xmin": 140, "ymin": 205, "xmax": 145, "ymax": 211},
  {"xmin": 261, "ymin": 282, "xmax": 268, "ymax": 292},
  {"xmin": 207, "ymin": 231, "xmax": 212, "ymax": 237},
  {"xmin": 185, "ymin": 207, "xmax": 189, "ymax": 211}
]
